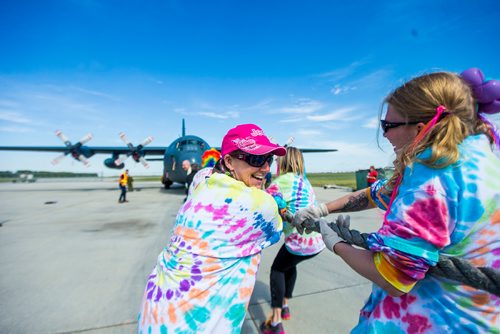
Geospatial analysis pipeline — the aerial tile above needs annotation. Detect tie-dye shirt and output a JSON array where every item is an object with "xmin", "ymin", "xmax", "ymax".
[
  {"xmin": 138, "ymin": 171, "xmax": 282, "ymax": 334},
  {"xmin": 352, "ymin": 134, "xmax": 500, "ymax": 333},
  {"xmin": 367, "ymin": 179, "xmax": 391, "ymax": 211},
  {"xmin": 270, "ymin": 173, "xmax": 325, "ymax": 255}
]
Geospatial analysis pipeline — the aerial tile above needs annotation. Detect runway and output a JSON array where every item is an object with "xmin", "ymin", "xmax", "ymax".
[{"xmin": 0, "ymin": 179, "xmax": 382, "ymax": 333}]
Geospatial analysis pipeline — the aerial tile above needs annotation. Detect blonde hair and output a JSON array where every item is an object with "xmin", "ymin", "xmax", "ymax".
[
  {"xmin": 383, "ymin": 71, "xmax": 494, "ymax": 185},
  {"xmin": 278, "ymin": 146, "xmax": 304, "ymax": 175}
]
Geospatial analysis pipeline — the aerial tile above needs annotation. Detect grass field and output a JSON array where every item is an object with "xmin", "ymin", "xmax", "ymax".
[
  {"xmin": 0, "ymin": 172, "xmax": 360, "ymax": 189},
  {"xmin": 132, "ymin": 173, "xmax": 359, "ymax": 188},
  {"xmin": 133, "ymin": 173, "xmax": 360, "ymax": 190},
  {"xmin": 134, "ymin": 172, "xmax": 356, "ymax": 189},
  {"xmin": 306, "ymin": 172, "xmax": 356, "ymax": 189},
  {"xmin": 132, "ymin": 173, "xmax": 359, "ymax": 189}
]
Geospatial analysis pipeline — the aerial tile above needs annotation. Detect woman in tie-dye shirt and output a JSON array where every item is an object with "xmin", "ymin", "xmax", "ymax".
[
  {"xmin": 138, "ymin": 123, "xmax": 287, "ymax": 334},
  {"xmin": 294, "ymin": 69, "xmax": 500, "ymax": 333},
  {"xmin": 261, "ymin": 147, "xmax": 325, "ymax": 334}
]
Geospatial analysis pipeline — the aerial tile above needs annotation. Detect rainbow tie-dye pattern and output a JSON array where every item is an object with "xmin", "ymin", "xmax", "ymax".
[
  {"xmin": 270, "ymin": 173, "xmax": 325, "ymax": 255},
  {"xmin": 353, "ymin": 135, "xmax": 500, "ymax": 333},
  {"xmin": 138, "ymin": 171, "xmax": 282, "ymax": 333}
]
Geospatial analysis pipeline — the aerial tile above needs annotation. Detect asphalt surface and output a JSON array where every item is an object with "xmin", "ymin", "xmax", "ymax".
[{"xmin": 0, "ymin": 179, "xmax": 382, "ymax": 333}]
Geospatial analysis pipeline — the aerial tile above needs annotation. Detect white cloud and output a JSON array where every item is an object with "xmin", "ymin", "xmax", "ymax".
[
  {"xmin": 245, "ymin": 99, "xmax": 274, "ymax": 110},
  {"xmin": 330, "ymin": 84, "xmax": 358, "ymax": 96},
  {"xmin": 317, "ymin": 60, "xmax": 368, "ymax": 81},
  {"xmin": 306, "ymin": 107, "xmax": 360, "ymax": 122},
  {"xmin": 70, "ymin": 87, "xmax": 118, "ymax": 101},
  {"xmin": 303, "ymin": 139, "xmax": 396, "ymax": 172},
  {"xmin": 198, "ymin": 112, "xmax": 228, "ymax": 119},
  {"xmin": 198, "ymin": 111, "xmax": 239, "ymax": 119},
  {"xmin": 296, "ymin": 129, "xmax": 323, "ymax": 137},
  {"xmin": 327, "ymin": 67, "xmax": 394, "ymax": 99},
  {"xmin": 322, "ymin": 140, "xmax": 375, "ymax": 156},
  {"xmin": 347, "ymin": 68, "xmax": 394, "ymax": 90},
  {"xmin": 0, "ymin": 126, "xmax": 34, "ymax": 133},
  {"xmin": 363, "ymin": 116, "xmax": 380, "ymax": 129},
  {"xmin": 279, "ymin": 118, "xmax": 302, "ymax": 123},
  {"xmin": 14, "ymin": 90, "xmax": 108, "ymax": 125},
  {"xmin": 0, "ymin": 111, "xmax": 32, "ymax": 124},
  {"xmin": 277, "ymin": 98, "xmax": 323, "ymax": 114},
  {"xmin": 331, "ymin": 86, "xmax": 342, "ymax": 95}
]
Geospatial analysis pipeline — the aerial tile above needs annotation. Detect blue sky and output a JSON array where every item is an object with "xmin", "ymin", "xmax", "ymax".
[{"xmin": 1, "ymin": 0, "xmax": 499, "ymax": 176}]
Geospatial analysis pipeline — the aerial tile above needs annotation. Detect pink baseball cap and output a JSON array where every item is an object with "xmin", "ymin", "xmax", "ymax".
[{"xmin": 221, "ymin": 124, "xmax": 286, "ymax": 157}]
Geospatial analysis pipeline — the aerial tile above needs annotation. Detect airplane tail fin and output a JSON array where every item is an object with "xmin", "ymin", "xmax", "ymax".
[{"xmin": 182, "ymin": 119, "xmax": 186, "ymax": 137}]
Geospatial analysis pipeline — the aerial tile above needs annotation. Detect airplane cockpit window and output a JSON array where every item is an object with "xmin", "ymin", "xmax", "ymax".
[{"xmin": 178, "ymin": 140, "xmax": 205, "ymax": 152}]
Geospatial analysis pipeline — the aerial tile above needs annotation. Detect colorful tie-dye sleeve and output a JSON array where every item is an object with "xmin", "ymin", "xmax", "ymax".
[
  {"xmin": 367, "ymin": 179, "xmax": 391, "ymax": 210},
  {"xmin": 367, "ymin": 164, "xmax": 452, "ymax": 291},
  {"xmin": 266, "ymin": 184, "xmax": 287, "ymax": 212}
]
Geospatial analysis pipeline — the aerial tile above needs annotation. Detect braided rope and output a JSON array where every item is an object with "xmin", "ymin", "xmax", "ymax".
[{"xmin": 328, "ymin": 221, "xmax": 500, "ymax": 296}]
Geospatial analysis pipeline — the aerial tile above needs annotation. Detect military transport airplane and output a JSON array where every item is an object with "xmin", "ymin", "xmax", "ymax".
[{"xmin": 0, "ymin": 120, "xmax": 337, "ymax": 188}]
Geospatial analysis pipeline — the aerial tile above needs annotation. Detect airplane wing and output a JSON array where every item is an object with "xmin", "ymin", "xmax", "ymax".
[
  {"xmin": 0, "ymin": 146, "xmax": 167, "ymax": 155},
  {"xmin": 210, "ymin": 147, "xmax": 337, "ymax": 153},
  {"xmin": 0, "ymin": 146, "xmax": 73, "ymax": 152},
  {"xmin": 298, "ymin": 148, "xmax": 337, "ymax": 153},
  {"xmin": 0, "ymin": 145, "xmax": 167, "ymax": 169}
]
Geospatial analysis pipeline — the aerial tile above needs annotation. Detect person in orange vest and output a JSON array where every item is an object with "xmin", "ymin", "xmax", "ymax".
[{"xmin": 118, "ymin": 169, "xmax": 129, "ymax": 203}]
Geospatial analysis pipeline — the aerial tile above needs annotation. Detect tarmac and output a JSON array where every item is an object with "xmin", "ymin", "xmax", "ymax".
[{"xmin": 0, "ymin": 179, "xmax": 384, "ymax": 334}]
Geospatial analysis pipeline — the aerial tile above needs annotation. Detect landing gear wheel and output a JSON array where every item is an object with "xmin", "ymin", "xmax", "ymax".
[{"xmin": 163, "ymin": 179, "xmax": 173, "ymax": 189}]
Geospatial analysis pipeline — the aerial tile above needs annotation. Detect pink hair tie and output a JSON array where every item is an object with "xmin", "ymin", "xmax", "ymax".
[
  {"xmin": 410, "ymin": 105, "xmax": 448, "ymax": 149},
  {"xmin": 436, "ymin": 105, "xmax": 447, "ymax": 115}
]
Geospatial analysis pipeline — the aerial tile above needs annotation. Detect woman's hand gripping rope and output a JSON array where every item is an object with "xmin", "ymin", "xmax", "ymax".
[
  {"xmin": 303, "ymin": 215, "xmax": 353, "ymax": 251},
  {"xmin": 300, "ymin": 215, "xmax": 500, "ymax": 296},
  {"xmin": 291, "ymin": 203, "xmax": 329, "ymax": 234}
]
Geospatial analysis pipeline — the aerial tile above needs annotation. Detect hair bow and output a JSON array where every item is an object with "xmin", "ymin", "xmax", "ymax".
[
  {"xmin": 460, "ymin": 68, "xmax": 500, "ymax": 114},
  {"xmin": 461, "ymin": 68, "xmax": 500, "ymax": 149}
]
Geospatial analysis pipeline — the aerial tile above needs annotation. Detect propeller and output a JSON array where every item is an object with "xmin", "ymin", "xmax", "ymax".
[
  {"xmin": 114, "ymin": 132, "xmax": 154, "ymax": 168},
  {"xmin": 52, "ymin": 130, "xmax": 93, "ymax": 166}
]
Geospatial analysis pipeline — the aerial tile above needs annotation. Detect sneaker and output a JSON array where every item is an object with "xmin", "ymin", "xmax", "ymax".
[
  {"xmin": 281, "ymin": 306, "xmax": 291, "ymax": 320},
  {"xmin": 260, "ymin": 320, "xmax": 284, "ymax": 334}
]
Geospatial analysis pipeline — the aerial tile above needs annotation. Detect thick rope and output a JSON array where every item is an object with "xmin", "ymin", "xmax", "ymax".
[{"xmin": 327, "ymin": 220, "xmax": 500, "ymax": 297}]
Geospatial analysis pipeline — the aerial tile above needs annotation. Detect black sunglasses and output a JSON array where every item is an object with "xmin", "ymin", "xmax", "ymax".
[
  {"xmin": 380, "ymin": 120, "xmax": 421, "ymax": 133},
  {"xmin": 232, "ymin": 152, "xmax": 274, "ymax": 167}
]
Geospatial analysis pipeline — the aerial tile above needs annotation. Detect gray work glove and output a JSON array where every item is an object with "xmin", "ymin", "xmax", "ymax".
[
  {"xmin": 292, "ymin": 203, "xmax": 329, "ymax": 234},
  {"xmin": 335, "ymin": 214, "xmax": 351, "ymax": 230},
  {"xmin": 303, "ymin": 215, "xmax": 351, "ymax": 251}
]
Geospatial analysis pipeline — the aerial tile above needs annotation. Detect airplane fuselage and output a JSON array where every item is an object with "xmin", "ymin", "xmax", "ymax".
[{"xmin": 161, "ymin": 134, "xmax": 210, "ymax": 188}]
